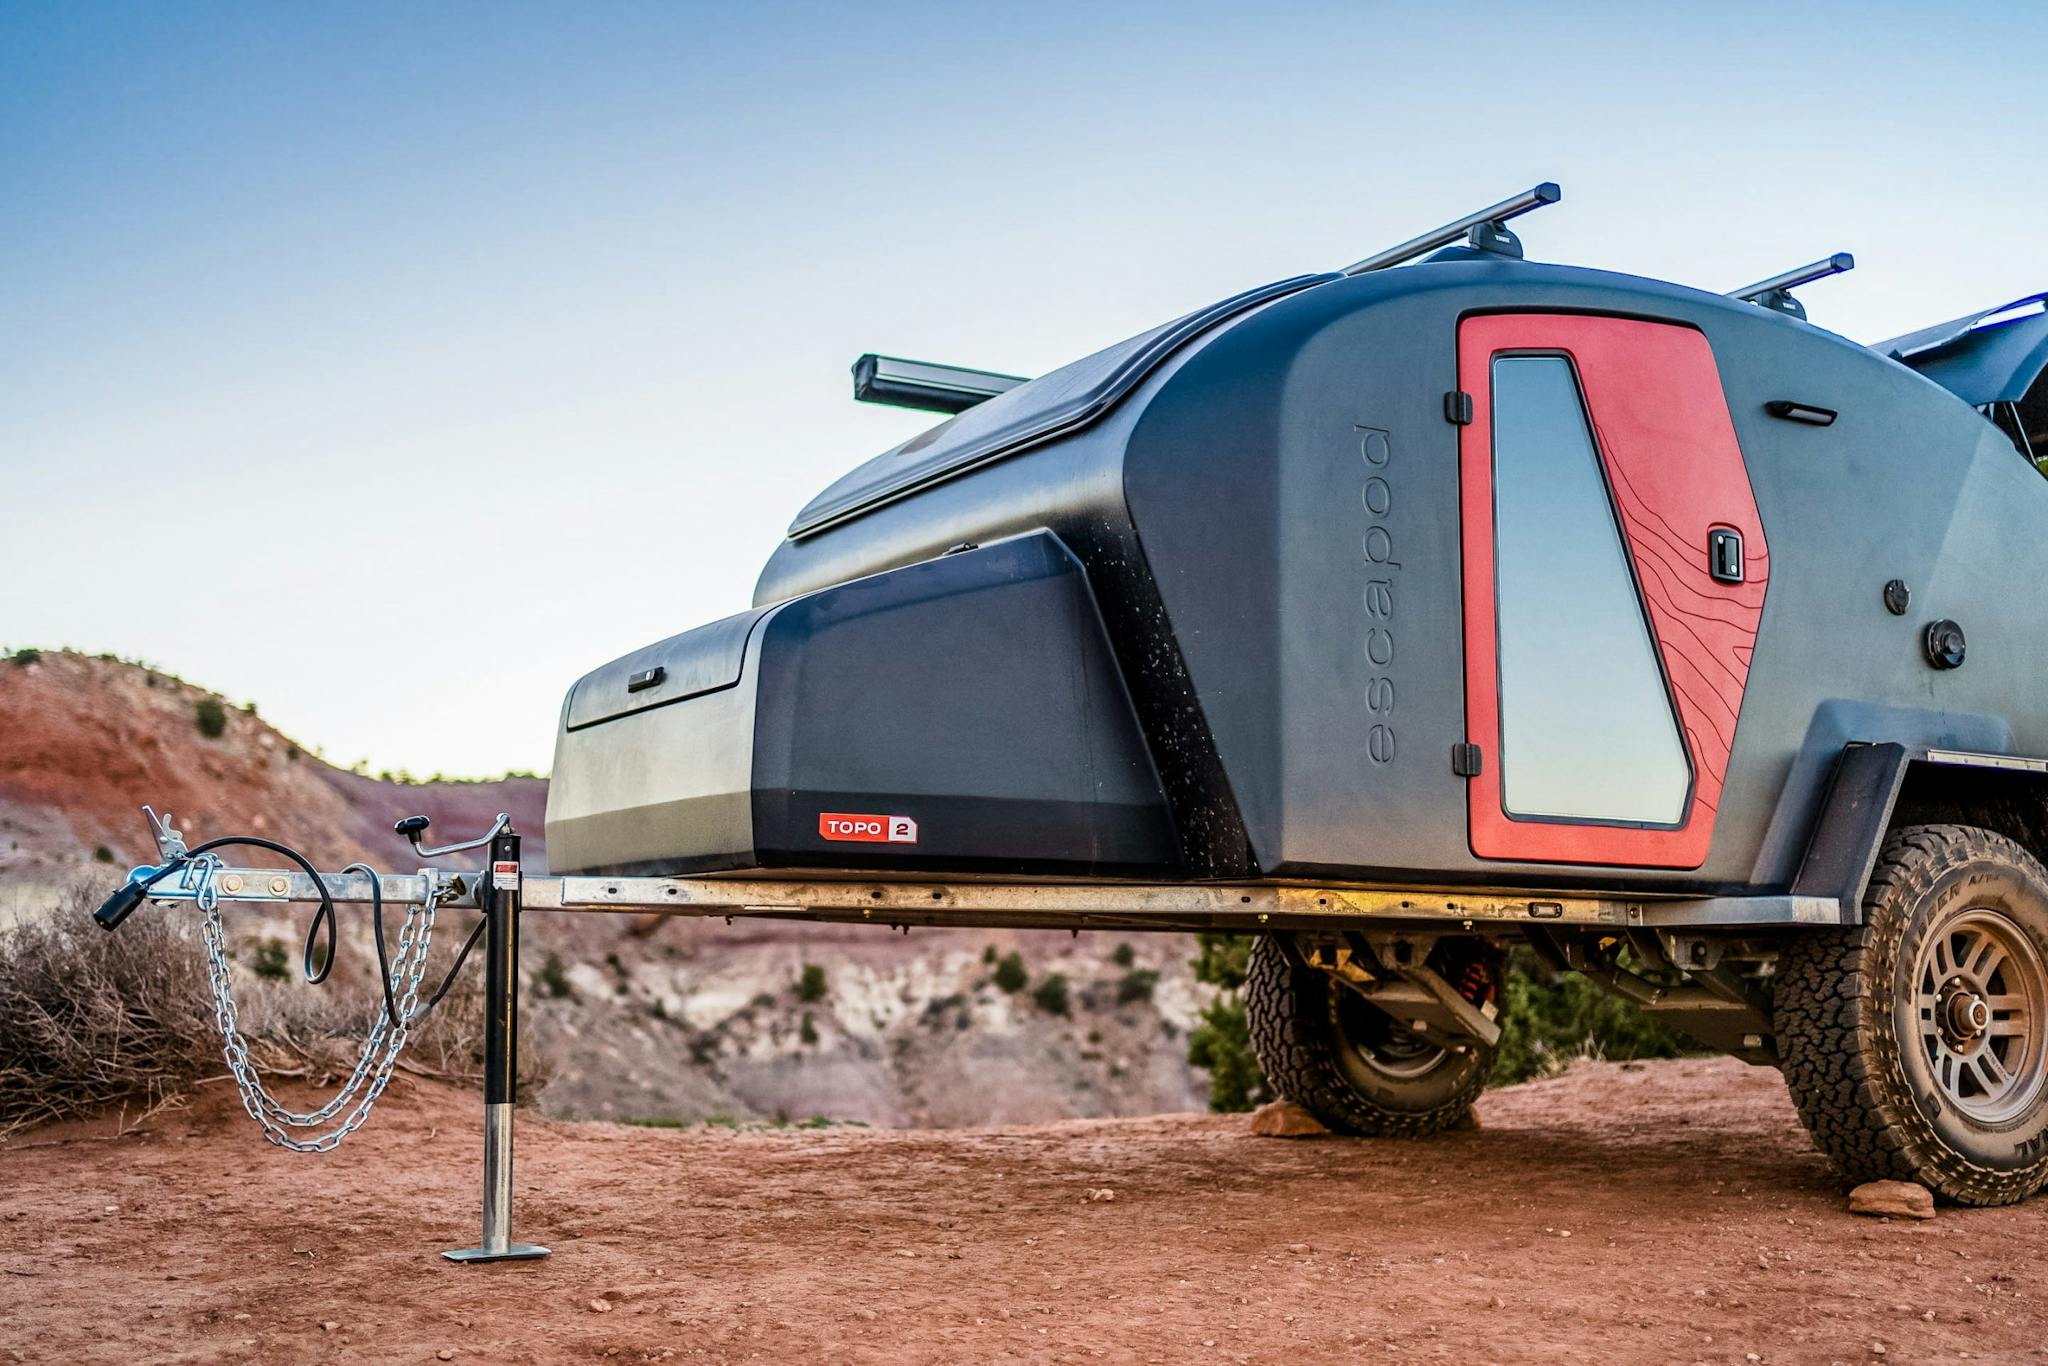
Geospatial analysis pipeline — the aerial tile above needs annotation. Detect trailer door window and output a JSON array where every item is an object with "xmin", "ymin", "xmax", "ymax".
[{"xmin": 1490, "ymin": 355, "xmax": 1690, "ymax": 825}]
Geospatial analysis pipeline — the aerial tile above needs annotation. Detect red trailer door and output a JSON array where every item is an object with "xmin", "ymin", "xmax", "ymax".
[{"xmin": 1457, "ymin": 314, "xmax": 1768, "ymax": 868}]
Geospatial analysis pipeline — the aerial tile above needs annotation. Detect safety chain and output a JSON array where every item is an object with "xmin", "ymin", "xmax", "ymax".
[{"xmin": 183, "ymin": 854, "xmax": 457, "ymax": 1152}]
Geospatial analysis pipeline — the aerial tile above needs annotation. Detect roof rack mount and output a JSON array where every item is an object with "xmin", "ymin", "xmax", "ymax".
[
  {"xmin": 1728, "ymin": 253, "xmax": 1855, "ymax": 320},
  {"xmin": 1340, "ymin": 182, "xmax": 1562, "ymax": 277}
]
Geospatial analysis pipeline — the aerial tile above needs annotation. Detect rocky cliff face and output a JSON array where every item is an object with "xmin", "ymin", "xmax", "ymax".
[{"xmin": 0, "ymin": 650, "xmax": 1216, "ymax": 1126}]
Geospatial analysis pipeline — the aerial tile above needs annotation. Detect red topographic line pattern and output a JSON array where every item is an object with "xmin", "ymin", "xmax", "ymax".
[{"xmin": 1459, "ymin": 314, "xmax": 1767, "ymax": 869}]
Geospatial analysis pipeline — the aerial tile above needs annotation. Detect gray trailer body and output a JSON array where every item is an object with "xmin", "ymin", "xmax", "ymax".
[{"xmin": 549, "ymin": 254, "xmax": 2048, "ymax": 900}]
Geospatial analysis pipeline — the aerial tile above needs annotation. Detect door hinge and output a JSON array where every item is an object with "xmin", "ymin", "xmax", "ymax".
[
  {"xmin": 1451, "ymin": 742, "xmax": 1484, "ymax": 777},
  {"xmin": 1444, "ymin": 390, "xmax": 1474, "ymax": 425}
]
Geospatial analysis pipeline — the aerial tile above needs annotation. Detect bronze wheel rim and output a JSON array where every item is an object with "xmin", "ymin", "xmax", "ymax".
[{"xmin": 1910, "ymin": 908, "xmax": 2048, "ymax": 1126}]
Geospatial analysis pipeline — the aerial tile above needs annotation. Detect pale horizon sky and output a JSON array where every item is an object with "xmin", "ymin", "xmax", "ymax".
[{"xmin": 5, "ymin": 1, "xmax": 2045, "ymax": 776}]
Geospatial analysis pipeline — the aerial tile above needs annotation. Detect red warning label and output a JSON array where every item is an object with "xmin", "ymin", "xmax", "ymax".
[{"xmin": 818, "ymin": 813, "xmax": 919, "ymax": 845}]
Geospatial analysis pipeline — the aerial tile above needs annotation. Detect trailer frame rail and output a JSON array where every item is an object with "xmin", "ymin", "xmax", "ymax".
[{"xmin": 143, "ymin": 867, "xmax": 1842, "ymax": 932}]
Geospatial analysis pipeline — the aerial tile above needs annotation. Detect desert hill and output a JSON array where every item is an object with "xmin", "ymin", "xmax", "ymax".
[{"xmin": 0, "ymin": 649, "xmax": 546, "ymax": 891}]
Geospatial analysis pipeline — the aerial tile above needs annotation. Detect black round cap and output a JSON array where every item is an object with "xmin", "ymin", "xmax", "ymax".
[{"xmin": 1924, "ymin": 619, "xmax": 1967, "ymax": 670}]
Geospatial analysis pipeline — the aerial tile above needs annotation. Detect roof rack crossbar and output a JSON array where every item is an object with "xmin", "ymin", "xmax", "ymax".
[
  {"xmin": 851, "ymin": 354, "xmax": 1028, "ymax": 415},
  {"xmin": 1339, "ymin": 182, "xmax": 1562, "ymax": 277},
  {"xmin": 1728, "ymin": 253, "xmax": 1855, "ymax": 319}
]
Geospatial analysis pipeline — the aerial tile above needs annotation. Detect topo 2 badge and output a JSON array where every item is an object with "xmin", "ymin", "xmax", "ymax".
[{"xmin": 817, "ymin": 813, "xmax": 919, "ymax": 844}]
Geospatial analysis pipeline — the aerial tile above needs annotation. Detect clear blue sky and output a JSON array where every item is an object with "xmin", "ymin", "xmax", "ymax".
[{"xmin": 4, "ymin": 1, "xmax": 2043, "ymax": 777}]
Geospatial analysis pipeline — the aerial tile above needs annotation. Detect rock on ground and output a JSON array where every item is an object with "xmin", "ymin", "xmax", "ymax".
[
  {"xmin": 1848, "ymin": 1180, "xmax": 1936, "ymax": 1220},
  {"xmin": 1247, "ymin": 1100, "xmax": 1329, "ymax": 1137}
]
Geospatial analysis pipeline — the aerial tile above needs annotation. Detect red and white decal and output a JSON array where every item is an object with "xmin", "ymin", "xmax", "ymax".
[
  {"xmin": 491, "ymin": 859, "xmax": 521, "ymax": 890},
  {"xmin": 818, "ymin": 813, "xmax": 919, "ymax": 845}
]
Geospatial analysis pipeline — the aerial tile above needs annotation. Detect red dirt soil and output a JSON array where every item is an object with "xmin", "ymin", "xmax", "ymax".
[{"xmin": 4, "ymin": 1057, "xmax": 2044, "ymax": 1365}]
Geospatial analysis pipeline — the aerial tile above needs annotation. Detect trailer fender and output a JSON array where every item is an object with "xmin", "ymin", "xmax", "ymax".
[{"xmin": 1792, "ymin": 743, "xmax": 2048, "ymax": 919}]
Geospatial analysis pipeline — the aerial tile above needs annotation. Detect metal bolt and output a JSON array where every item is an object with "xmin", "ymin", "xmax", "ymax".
[
  {"xmin": 222, "ymin": 874, "xmax": 244, "ymax": 894},
  {"xmin": 269, "ymin": 876, "xmax": 289, "ymax": 896}
]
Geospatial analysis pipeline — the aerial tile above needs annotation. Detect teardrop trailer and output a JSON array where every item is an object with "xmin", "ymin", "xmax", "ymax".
[{"xmin": 90, "ymin": 183, "xmax": 2048, "ymax": 1261}]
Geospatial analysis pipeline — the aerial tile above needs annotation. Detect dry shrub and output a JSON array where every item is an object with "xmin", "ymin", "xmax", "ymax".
[
  {"xmin": 0, "ymin": 889, "xmax": 219, "ymax": 1132},
  {"xmin": 0, "ymin": 889, "xmax": 548, "ymax": 1136}
]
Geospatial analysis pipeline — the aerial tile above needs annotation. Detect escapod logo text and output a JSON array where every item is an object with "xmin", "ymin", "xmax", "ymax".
[{"xmin": 817, "ymin": 813, "xmax": 919, "ymax": 844}]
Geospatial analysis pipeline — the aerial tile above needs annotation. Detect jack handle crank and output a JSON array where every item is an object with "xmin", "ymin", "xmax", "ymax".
[{"xmin": 395, "ymin": 812, "xmax": 510, "ymax": 860}]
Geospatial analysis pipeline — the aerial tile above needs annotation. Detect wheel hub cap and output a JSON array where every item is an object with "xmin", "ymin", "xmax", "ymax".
[
  {"xmin": 1940, "ymin": 984, "xmax": 1992, "ymax": 1044},
  {"xmin": 1913, "ymin": 909, "xmax": 2048, "ymax": 1125}
]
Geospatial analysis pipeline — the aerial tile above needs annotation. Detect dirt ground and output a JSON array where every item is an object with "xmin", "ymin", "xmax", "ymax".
[{"xmin": 3, "ymin": 1057, "xmax": 2045, "ymax": 1365}]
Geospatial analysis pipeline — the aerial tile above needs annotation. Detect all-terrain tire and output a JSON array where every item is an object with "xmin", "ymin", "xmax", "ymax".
[
  {"xmin": 1245, "ymin": 934, "xmax": 1493, "ymax": 1137},
  {"xmin": 1776, "ymin": 824, "xmax": 2048, "ymax": 1206}
]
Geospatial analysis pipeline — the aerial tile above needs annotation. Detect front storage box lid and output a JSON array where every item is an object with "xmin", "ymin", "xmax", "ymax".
[{"xmin": 563, "ymin": 607, "xmax": 768, "ymax": 731}]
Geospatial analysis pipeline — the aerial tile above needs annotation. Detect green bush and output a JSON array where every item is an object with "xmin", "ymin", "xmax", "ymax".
[
  {"xmin": 1188, "ymin": 995, "xmax": 1265, "ymax": 1112},
  {"xmin": 1031, "ymin": 973, "xmax": 1071, "ymax": 1017},
  {"xmin": 193, "ymin": 697, "xmax": 227, "ymax": 738},
  {"xmin": 1186, "ymin": 932, "xmax": 1262, "ymax": 1111},
  {"xmin": 799, "ymin": 1010, "xmax": 819, "ymax": 1046},
  {"xmin": 249, "ymin": 939, "xmax": 292, "ymax": 981},
  {"xmin": 796, "ymin": 963, "xmax": 828, "ymax": 1003},
  {"xmin": 1111, "ymin": 942, "xmax": 1136, "ymax": 968},
  {"xmin": 1116, "ymin": 968, "xmax": 1159, "ymax": 1005},
  {"xmin": 1191, "ymin": 932, "xmax": 1250, "ymax": 992},
  {"xmin": 92, "ymin": 845, "xmax": 115, "ymax": 864},
  {"xmin": 9, "ymin": 648, "xmax": 40, "ymax": 668},
  {"xmin": 982, "ymin": 944, "xmax": 998, "ymax": 965},
  {"xmin": 535, "ymin": 952, "xmax": 573, "ymax": 1000},
  {"xmin": 991, "ymin": 950, "xmax": 1028, "ymax": 994}
]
